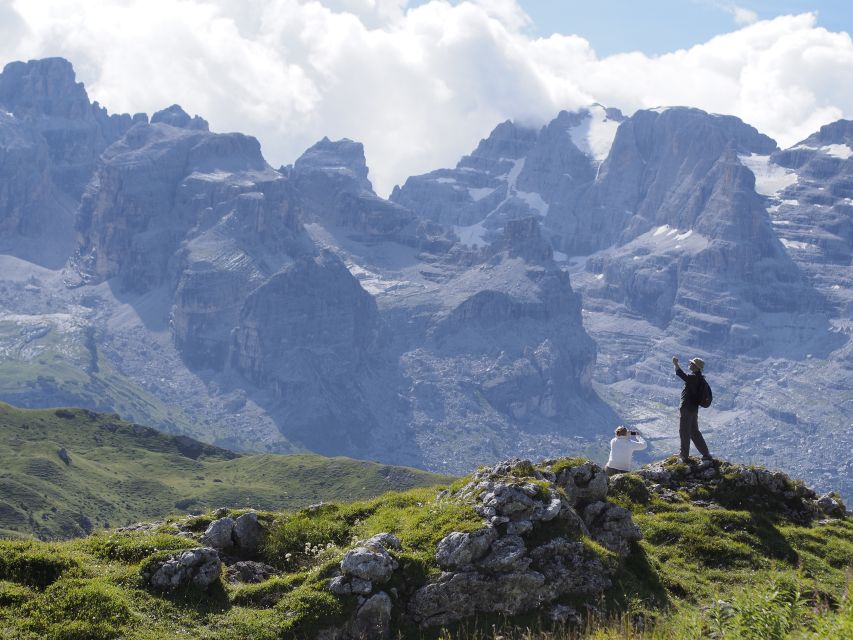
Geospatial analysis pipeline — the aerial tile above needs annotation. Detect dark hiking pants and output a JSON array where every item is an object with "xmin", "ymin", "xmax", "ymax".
[{"xmin": 679, "ymin": 408, "xmax": 710, "ymax": 461}]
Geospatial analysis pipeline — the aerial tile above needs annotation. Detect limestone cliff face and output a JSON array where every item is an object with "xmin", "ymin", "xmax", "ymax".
[
  {"xmin": 74, "ymin": 110, "xmax": 295, "ymax": 296},
  {"xmin": 431, "ymin": 220, "xmax": 596, "ymax": 423},
  {"xmin": 577, "ymin": 110, "xmax": 822, "ymax": 349},
  {"xmin": 0, "ymin": 57, "xmax": 137, "ymax": 199},
  {"xmin": 230, "ymin": 251, "xmax": 382, "ymax": 451},
  {"xmin": 0, "ymin": 112, "xmax": 53, "ymax": 235},
  {"xmin": 73, "ymin": 105, "xmax": 311, "ymax": 369},
  {"xmin": 550, "ymin": 107, "xmax": 777, "ymax": 255},
  {"xmin": 291, "ymin": 137, "xmax": 415, "ymax": 240}
]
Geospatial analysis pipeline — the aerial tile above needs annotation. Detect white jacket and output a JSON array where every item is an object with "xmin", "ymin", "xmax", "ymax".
[{"xmin": 606, "ymin": 434, "xmax": 647, "ymax": 471}]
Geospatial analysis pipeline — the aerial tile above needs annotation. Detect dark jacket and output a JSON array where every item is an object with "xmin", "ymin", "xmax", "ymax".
[{"xmin": 676, "ymin": 367, "xmax": 703, "ymax": 410}]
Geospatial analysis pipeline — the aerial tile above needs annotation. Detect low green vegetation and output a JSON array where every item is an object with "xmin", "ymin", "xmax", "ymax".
[
  {"xmin": 0, "ymin": 409, "xmax": 849, "ymax": 639},
  {"xmin": 0, "ymin": 403, "xmax": 451, "ymax": 539}
]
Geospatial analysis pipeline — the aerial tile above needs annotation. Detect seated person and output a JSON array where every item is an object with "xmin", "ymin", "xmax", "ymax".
[{"xmin": 605, "ymin": 426, "xmax": 647, "ymax": 476}]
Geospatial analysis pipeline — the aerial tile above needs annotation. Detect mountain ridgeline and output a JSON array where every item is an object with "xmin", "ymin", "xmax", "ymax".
[{"xmin": 0, "ymin": 57, "xmax": 851, "ymax": 502}]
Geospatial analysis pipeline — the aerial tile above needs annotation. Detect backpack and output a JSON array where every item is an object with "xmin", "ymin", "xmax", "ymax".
[{"xmin": 698, "ymin": 377, "xmax": 713, "ymax": 408}]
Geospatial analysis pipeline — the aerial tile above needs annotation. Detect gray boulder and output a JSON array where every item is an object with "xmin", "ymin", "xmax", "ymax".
[
  {"xmin": 142, "ymin": 547, "xmax": 221, "ymax": 591},
  {"xmin": 360, "ymin": 533, "xmax": 402, "ymax": 551},
  {"xmin": 435, "ymin": 528, "xmax": 496, "ymax": 570},
  {"xmin": 582, "ymin": 501, "xmax": 642, "ymax": 557},
  {"xmin": 408, "ymin": 570, "xmax": 546, "ymax": 627},
  {"xmin": 201, "ymin": 517, "xmax": 235, "ymax": 551},
  {"xmin": 554, "ymin": 461, "xmax": 609, "ymax": 505},
  {"xmin": 529, "ymin": 537, "xmax": 611, "ymax": 598},
  {"xmin": 233, "ymin": 512, "xmax": 264, "ymax": 555},
  {"xmin": 224, "ymin": 560, "xmax": 276, "ymax": 584},
  {"xmin": 352, "ymin": 591, "xmax": 393, "ymax": 640},
  {"xmin": 475, "ymin": 535, "xmax": 529, "ymax": 573},
  {"xmin": 341, "ymin": 545, "xmax": 398, "ymax": 584},
  {"xmin": 816, "ymin": 493, "xmax": 846, "ymax": 518}
]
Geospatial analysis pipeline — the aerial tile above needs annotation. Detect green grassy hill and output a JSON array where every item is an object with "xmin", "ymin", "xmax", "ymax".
[
  {"xmin": 0, "ymin": 455, "xmax": 849, "ymax": 639},
  {"xmin": 0, "ymin": 403, "xmax": 450, "ymax": 540}
]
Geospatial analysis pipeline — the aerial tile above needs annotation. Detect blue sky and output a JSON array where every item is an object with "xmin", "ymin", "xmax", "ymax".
[{"xmin": 413, "ymin": 1, "xmax": 853, "ymax": 56}]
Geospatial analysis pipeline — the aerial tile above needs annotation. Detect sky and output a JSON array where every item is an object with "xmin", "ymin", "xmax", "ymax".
[{"xmin": 1, "ymin": 0, "xmax": 852, "ymax": 195}]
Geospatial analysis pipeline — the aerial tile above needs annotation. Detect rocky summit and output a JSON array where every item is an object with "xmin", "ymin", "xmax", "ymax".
[
  {"xmin": 0, "ymin": 455, "xmax": 849, "ymax": 638},
  {"xmin": 0, "ymin": 56, "xmax": 852, "ymax": 502}
]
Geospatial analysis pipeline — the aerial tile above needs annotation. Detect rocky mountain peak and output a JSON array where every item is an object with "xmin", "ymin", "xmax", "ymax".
[
  {"xmin": 294, "ymin": 136, "xmax": 372, "ymax": 192},
  {"xmin": 0, "ymin": 57, "xmax": 91, "ymax": 120},
  {"xmin": 458, "ymin": 120, "xmax": 538, "ymax": 173},
  {"xmin": 0, "ymin": 57, "xmax": 137, "ymax": 199},
  {"xmin": 291, "ymin": 137, "xmax": 417, "ymax": 238},
  {"xmin": 151, "ymin": 104, "xmax": 209, "ymax": 131},
  {"xmin": 798, "ymin": 118, "xmax": 853, "ymax": 147}
]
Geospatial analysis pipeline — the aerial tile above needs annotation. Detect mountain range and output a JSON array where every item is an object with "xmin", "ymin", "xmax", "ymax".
[{"xmin": 0, "ymin": 57, "xmax": 850, "ymax": 502}]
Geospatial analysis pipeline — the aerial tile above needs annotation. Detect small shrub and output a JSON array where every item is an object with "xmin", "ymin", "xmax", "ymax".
[
  {"xmin": 181, "ymin": 514, "xmax": 214, "ymax": 533},
  {"xmin": 86, "ymin": 531, "xmax": 196, "ymax": 563},
  {"xmin": 263, "ymin": 510, "xmax": 351, "ymax": 567},
  {"xmin": 275, "ymin": 583, "xmax": 355, "ymax": 636},
  {"xmin": 608, "ymin": 473, "xmax": 650, "ymax": 505},
  {"xmin": 24, "ymin": 578, "xmax": 133, "ymax": 640},
  {"xmin": 546, "ymin": 457, "xmax": 590, "ymax": 475},
  {"xmin": 0, "ymin": 541, "xmax": 80, "ymax": 589},
  {"xmin": 230, "ymin": 572, "xmax": 307, "ymax": 607},
  {"xmin": 0, "ymin": 580, "xmax": 35, "ymax": 606}
]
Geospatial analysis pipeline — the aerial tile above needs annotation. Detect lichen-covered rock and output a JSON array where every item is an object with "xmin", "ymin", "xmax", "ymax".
[
  {"xmin": 408, "ymin": 570, "xmax": 547, "ymax": 627},
  {"xmin": 341, "ymin": 544, "xmax": 398, "ymax": 584},
  {"xmin": 233, "ymin": 512, "xmax": 264, "ymax": 555},
  {"xmin": 475, "ymin": 535, "xmax": 529, "ymax": 573},
  {"xmin": 142, "ymin": 547, "xmax": 221, "ymax": 591},
  {"xmin": 435, "ymin": 528, "xmax": 496, "ymax": 570},
  {"xmin": 609, "ymin": 473, "xmax": 651, "ymax": 504},
  {"xmin": 582, "ymin": 501, "xmax": 642, "ymax": 557},
  {"xmin": 224, "ymin": 560, "xmax": 276, "ymax": 584},
  {"xmin": 201, "ymin": 517, "xmax": 235, "ymax": 551},
  {"xmin": 554, "ymin": 461, "xmax": 608, "ymax": 505},
  {"xmin": 352, "ymin": 591, "xmax": 393, "ymax": 640},
  {"xmin": 816, "ymin": 493, "xmax": 846, "ymax": 518}
]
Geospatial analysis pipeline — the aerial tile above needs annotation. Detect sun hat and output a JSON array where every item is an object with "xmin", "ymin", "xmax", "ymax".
[{"xmin": 689, "ymin": 357, "xmax": 705, "ymax": 371}]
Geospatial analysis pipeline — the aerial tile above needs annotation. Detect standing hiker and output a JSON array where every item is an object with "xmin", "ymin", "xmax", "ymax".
[
  {"xmin": 673, "ymin": 356, "xmax": 713, "ymax": 463},
  {"xmin": 605, "ymin": 426, "xmax": 647, "ymax": 476}
]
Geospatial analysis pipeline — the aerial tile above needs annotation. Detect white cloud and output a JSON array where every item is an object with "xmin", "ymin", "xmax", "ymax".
[
  {"xmin": 732, "ymin": 7, "xmax": 758, "ymax": 26},
  {"xmin": 1, "ymin": 2, "xmax": 852, "ymax": 196}
]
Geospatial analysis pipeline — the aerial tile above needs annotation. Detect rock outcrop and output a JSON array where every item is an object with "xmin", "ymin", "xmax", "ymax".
[
  {"xmin": 320, "ymin": 458, "xmax": 639, "ymax": 637},
  {"xmin": 141, "ymin": 547, "xmax": 221, "ymax": 591},
  {"xmin": 624, "ymin": 457, "xmax": 849, "ymax": 524},
  {"xmin": 200, "ymin": 511, "xmax": 266, "ymax": 556}
]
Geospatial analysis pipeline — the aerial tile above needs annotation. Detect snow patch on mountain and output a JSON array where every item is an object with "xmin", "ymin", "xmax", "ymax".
[
  {"xmin": 515, "ymin": 190, "xmax": 548, "ymax": 215},
  {"xmin": 568, "ymin": 105, "xmax": 621, "ymax": 164},
  {"xmin": 467, "ymin": 187, "xmax": 494, "ymax": 201},
  {"xmin": 738, "ymin": 154, "xmax": 798, "ymax": 197},
  {"xmin": 454, "ymin": 221, "xmax": 489, "ymax": 248},
  {"xmin": 780, "ymin": 239, "xmax": 816, "ymax": 251},
  {"xmin": 821, "ymin": 144, "xmax": 853, "ymax": 159}
]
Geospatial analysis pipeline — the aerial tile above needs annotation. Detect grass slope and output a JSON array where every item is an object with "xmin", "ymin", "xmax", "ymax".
[
  {"xmin": 0, "ymin": 319, "xmax": 207, "ymax": 440},
  {"xmin": 0, "ymin": 403, "xmax": 451, "ymax": 540},
  {"xmin": 0, "ymin": 456, "xmax": 850, "ymax": 639}
]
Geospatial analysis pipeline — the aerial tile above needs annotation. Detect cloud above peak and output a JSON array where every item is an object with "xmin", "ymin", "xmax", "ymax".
[{"xmin": 1, "ymin": 1, "xmax": 851, "ymax": 196}]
